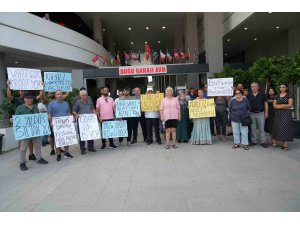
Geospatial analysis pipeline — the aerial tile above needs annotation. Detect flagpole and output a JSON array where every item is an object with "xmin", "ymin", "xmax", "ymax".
[
  {"xmin": 173, "ymin": 49, "xmax": 175, "ymax": 64},
  {"xmin": 159, "ymin": 50, "xmax": 161, "ymax": 65},
  {"xmin": 165, "ymin": 50, "xmax": 167, "ymax": 65},
  {"xmin": 180, "ymin": 49, "xmax": 182, "ymax": 64}
]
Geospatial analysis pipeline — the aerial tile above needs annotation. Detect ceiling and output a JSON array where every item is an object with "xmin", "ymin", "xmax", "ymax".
[
  {"xmin": 76, "ymin": 12, "xmax": 187, "ymax": 53},
  {"xmin": 223, "ymin": 12, "xmax": 300, "ymax": 61}
]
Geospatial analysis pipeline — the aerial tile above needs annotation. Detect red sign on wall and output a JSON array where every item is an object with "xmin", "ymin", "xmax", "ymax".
[{"xmin": 119, "ymin": 65, "xmax": 167, "ymax": 76}]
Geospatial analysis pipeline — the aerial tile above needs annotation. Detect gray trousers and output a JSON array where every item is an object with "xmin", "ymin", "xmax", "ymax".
[
  {"xmin": 20, "ymin": 137, "xmax": 41, "ymax": 163},
  {"xmin": 250, "ymin": 112, "xmax": 266, "ymax": 144}
]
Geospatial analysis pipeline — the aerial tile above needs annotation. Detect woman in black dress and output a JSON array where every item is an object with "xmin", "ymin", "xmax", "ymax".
[
  {"xmin": 265, "ymin": 87, "xmax": 277, "ymax": 145},
  {"xmin": 273, "ymin": 83, "xmax": 293, "ymax": 151}
]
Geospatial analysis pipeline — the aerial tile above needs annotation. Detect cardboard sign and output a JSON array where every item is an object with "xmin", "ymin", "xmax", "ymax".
[
  {"xmin": 44, "ymin": 72, "xmax": 72, "ymax": 92},
  {"xmin": 102, "ymin": 121, "xmax": 128, "ymax": 139},
  {"xmin": 115, "ymin": 100, "xmax": 141, "ymax": 118},
  {"xmin": 52, "ymin": 116, "xmax": 78, "ymax": 147},
  {"xmin": 7, "ymin": 67, "xmax": 43, "ymax": 90},
  {"xmin": 141, "ymin": 93, "xmax": 164, "ymax": 111},
  {"xmin": 189, "ymin": 99, "xmax": 216, "ymax": 118},
  {"xmin": 119, "ymin": 65, "xmax": 167, "ymax": 76},
  {"xmin": 78, "ymin": 114, "xmax": 101, "ymax": 141},
  {"xmin": 13, "ymin": 113, "xmax": 51, "ymax": 140},
  {"xmin": 207, "ymin": 78, "xmax": 233, "ymax": 96}
]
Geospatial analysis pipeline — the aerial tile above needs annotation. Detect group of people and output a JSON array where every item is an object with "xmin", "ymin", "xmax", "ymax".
[{"xmin": 6, "ymin": 79, "xmax": 294, "ymax": 171}]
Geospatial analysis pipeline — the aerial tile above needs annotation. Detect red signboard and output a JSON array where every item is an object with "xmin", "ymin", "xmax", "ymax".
[{"xmin": 119, "ymin": 65, "xmax": 167, "ymax": 76}]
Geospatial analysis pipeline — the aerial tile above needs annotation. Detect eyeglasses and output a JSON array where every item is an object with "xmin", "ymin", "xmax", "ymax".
[{"xmin": 235, "ymin": 92, "xmax": 241, "ymax": 95}]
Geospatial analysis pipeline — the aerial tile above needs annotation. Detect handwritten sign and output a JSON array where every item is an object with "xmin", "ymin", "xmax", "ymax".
[
  {"xmin": 102, "ymin": 121, "xmax": 128, "ymax": 139},
  {"xmin": 189, "ymin": 99, "xmax": 216, "ymax": 118},
  {"xmin": 13, "ymin": 113, "xmax": 51, "ymax": 140},
  {"xmin": 78, "ymin": 114, "xmax": 101, "ymax": 141},
  {"xmin": 116, "ymin": 100, "xmax": 141, "ymax": 118},
  {"xmin": 7, "ymin": 67, "xmax": 42, "ymax": 90},
  {"xmin": 52, "ymin": 116, "xmax": 78, "ymax": 148},
  {"xmin": 207, "ymin": 78, "xmax": 233, "ymax": 96},
  {"xmin": 141, "ymin": 93, "xmax": 164, "ymax": 111},
  {"xmin": 44, "ymin": 72, "xmax": 72, "ymax": 92}
]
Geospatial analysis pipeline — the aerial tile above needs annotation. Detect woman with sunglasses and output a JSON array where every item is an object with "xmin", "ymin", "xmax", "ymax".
[
  {"xmin": 272, "ymin": 83, "xmax": 293, "ymax": 151},
  {"xmin": 229, "ymin": 89, "xmax": 251, "ymax": 150}
]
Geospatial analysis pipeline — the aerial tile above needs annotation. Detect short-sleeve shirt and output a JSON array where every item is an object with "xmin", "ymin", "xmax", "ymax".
[
  {"xmin": 247, "ymin": 92, "xmax": 268, "ymax": 112},
  {"xmin": 96, "ymin": 96, "xmax": 115, "ymax": 120},
  {"xmin": 48, "ymin": 100, "xmax": 70, "ymax": 117},
  {"xmin": 160, "ymin": 97, "xmax": 180, "ymax": 121},
  {"xmin": 73, "ymin": 99, "xmax": 94, "ymax": 114},
  {"xmin": 15, "ymin": 104, "xmax": 39, "ymax": 115}
]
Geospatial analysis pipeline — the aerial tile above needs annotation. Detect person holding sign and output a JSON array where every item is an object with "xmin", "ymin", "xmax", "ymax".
[
  {"xmin": 48, "ymin": 91, "xmax": 74, "ymax": 161},
  {"xmin": 73, "ymin": 90, "xmax": 98, "ymax": 154},
  {"xmin": 190, "ymin": 89, "xmax": 212, "ymax": 145},
  {"xmin": 14, "ymin": 93, "xmax": 49, "ymax": 171},
  {"xmin": 96, "ymin": 87, "xmax": 118, "ymax": 150},
  {"xmin": 160, "ymin": 87, "xmax": 180, "ymax": 149}
]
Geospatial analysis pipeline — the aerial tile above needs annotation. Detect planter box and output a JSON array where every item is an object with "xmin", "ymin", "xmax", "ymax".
[
  {"xmin": 0, "ymin": 127, "xmax": 18, "ymax": 152},
  {"xmin": 294, "ymin": 120, "xmax": 300, "ymax": 138}
]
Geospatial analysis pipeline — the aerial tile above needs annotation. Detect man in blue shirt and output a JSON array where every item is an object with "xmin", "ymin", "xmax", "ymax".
[{"xmin": 48, "ymin": 90, "xmax": 74, "ymax": 161}]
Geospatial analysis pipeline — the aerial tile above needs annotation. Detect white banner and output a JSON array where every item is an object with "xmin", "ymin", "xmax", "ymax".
[
  {"xmin": 207, "ymin": 77, "xmax": 234, "ymax": 96},
  {"xmin": 7, "ymin": 67, "xmax": 43, "ymax": 90},
  {"xmin": 78, "ymin": 114, "xmax": 101, "ymax": 141},
  {"xmin": 52, "ymin": 116, "xmax": 78, "ymax": 148},
  {"xmin": 119, "ymin": 65, "xmax": 167, "ymax": 76}
]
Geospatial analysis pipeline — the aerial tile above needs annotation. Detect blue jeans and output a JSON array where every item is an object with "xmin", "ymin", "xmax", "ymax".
[{"xmin": 231, "ymin": 122, "xmax": 249, "ymax": 145}]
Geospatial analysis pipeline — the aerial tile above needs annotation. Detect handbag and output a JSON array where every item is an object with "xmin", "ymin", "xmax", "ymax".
[{"xmin": 241, "ymin": 115, "xmax": 252, "ymax": 126}]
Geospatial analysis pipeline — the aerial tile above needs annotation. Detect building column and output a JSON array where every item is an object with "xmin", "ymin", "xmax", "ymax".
[
  {"xmin": 288, "ymin": 23, "xmax": 300, "ymax": 57},
  {"xmin": 174, "ymin": 31, "xmax": 186, "ymax": 87},
  {"xmin": 185, "ymin": 13, "xmax": 200, "ymax": 88},
  {"xmin": 93, "ymin": 16, "xmax": 103, "ymax": 45},
  {"xmin": 203, "ymin": 12, "xmax": 223, "ymax": 78},
  {"xmin": 0, "ymin": 53, "xmax": 6, "ymax": 102},
  {"xmin": 72, "ymin": 70, "xmax": 84, "ymax": 90}
]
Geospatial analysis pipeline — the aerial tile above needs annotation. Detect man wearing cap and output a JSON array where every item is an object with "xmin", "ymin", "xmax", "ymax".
[{"xmin": 14, "ymin": 93, "xmax": 48, "ymax": 171}]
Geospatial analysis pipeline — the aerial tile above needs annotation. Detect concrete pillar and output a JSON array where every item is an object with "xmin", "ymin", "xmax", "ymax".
[
  {"xmin": 203, "ymin": 12, "xmax": 223, "ymax": 78},
  {"xmin": 93, "ymin": 16, "xmax": 103, "ymax": 45},
  {"xmin": 72, "ymin": 70, "xmax": 84, "ymax": 90},
  {"xmin": 288, "ymin": 23, "xmax": 300, "ymax": 57},
  {"xmin": 174, "ymin": 31, "xmax": 186, "ymax": 86},
  {"xmin": 185, "ymin": 13, "xmax": 200, "ymax": 88},
  {"xmin": 107, "ymin": 35, "xmax": 115, "ymax": 53},
  {"xmin": 0, "ymin": 53, "xmax": 6, "ymax": 102}
]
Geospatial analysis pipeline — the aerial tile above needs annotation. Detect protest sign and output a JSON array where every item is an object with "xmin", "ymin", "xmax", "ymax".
[
  {"xmin": 140, "ymin": 93, "xmax": 164, "ymax": 111},
  {"xmin": 189, "ymin": 99, "xmax": 216, "ymax": 118},
  {"xmin": 78, "ymin": 114, "xmax": 101, "ymax": 141},
  {"xmin": 115, "ymin": 100, "xmax": 141, "ymax": 118},
  {"xmin": 102, "ymin": 121, "xmax": 128, "ymax": 139},
  {"xmin": 44, "ymin": 72, "xmax": 72, "ymax": 92},
  {"xmin": 52, "ymin": 116, "xmax": 78, "ymax": 148},
  {"xmin": 13, "ymin": 113, "xmax": 51, "ymax": 140},
  {"xmin": 7, "ymin": 67, "xmax": 43, "ymax": 90},
  {"xmin": 207, "ymin": 77, "xmax": 233, "ymax": 96}
]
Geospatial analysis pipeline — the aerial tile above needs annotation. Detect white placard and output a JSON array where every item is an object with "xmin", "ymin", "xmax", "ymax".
[
  {"xmin": 7, "ymin": 67, "xmax": 43, "ymax": 90},
  {"xmin": 78, "ymin": 114, "xmax": 101, "ymax": 141},
  {"xmin": 52, "ymin": 116, "xmax": 78, "ymax": 148},
  {"xmin": 207, "ymin": 77, "xmax": 234, "ymax": 96}
]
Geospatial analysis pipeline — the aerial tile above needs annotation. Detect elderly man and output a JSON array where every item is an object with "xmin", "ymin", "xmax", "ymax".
[
  {"xmin": 48, "ymin": 90, "xmax": 74, "ymax": 161},
  {"xmin": 73, "ymin": 89, "xmax": 98, "ymax": 154}
]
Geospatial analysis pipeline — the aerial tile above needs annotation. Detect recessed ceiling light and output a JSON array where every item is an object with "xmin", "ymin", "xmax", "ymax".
[
  {"xmin": 244, "ymin": 27, "xmax": 248, "ymax": 30},
  {"xmin": 268, "ymin": 12, "xmax": 272, "ymax": 14},
  {"xmin": 227, "ymin": 38, "xmax": 231, "ymax": 42},
  {"xmin": 145, "ymin": 26, "xmax": 149, "ymax": 30},
  {"xmin": 162, "ymin": 26, "xmax": 166, "ymax": 29},
  {"xmin": 276, "ymin": 26, "xmax": 280, "ymax": 29},
  {"xmin": 225, "ymin": 54, "xmax": 227, "ymax": 56},
  {"xmin": 114, "ymin": 42, "xmax": 115, "ymax": 46},
  {"xmin": 145, "ymin": 41, "xmax": 147, "ymax": 44},
  {"xmin": 14, "ymin": 61, "xmax": 18, "ymax": 64},
  {"xmin": 102, "ymin": 28, "xmax": 106, "ymax": 32},
  {"xmin": 158, "ymin": 41, "xmax": 161, "ymax": 44},
  {"xmin": 131, "ymin": 41, "xmax": 134, "ymax": 45},
  {"xmin": 254, "ymin": 38, "xmax": 258, "ymax": 41},
  {"xmin": 128, "ymin": 27, "xmax": 132, "ymax": 30}
]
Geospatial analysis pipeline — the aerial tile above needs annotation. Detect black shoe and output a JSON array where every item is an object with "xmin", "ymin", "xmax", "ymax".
[
  {"xmin": 61, "ymin": 149, "xmax": 65, "ymax": 153},
  {"xmin": 81, "ymin": 150, "xmax": 86, "ymax": 155},
  {"xmin": 20, "ymin": 163, "xmax": 28, "ymax": 171},
  {"xmin": 29, "ymin": 154, "xmax": 36, "ymax": 161},
  {"xmin": 147, "ymin": 140, "xmax": 153, "ymax": 145},
  {"xmin": 50, "ymin": 149, "xmax": 55, "ymax": 156},
  {"xmin": 42, "ymin": 143, "xmax": 47, "ymax": 147},
  {"xmin": 178, "ymin": 140, "xmax": 182, "ymax": 143},
  {"xmin": 249, "ymin": 142, "xmax": 257, "ymax": 146},
  {"xmin": 130, "ymin": 140, "xmax": 137, "ymax": 144},
  {"xmin": 100, "ymin": 145, "xmax": 106, "ymax": 150},
  {"xmin": 227, "ymin": 132, "xmax": 233, "ymax": 136},
  {"xmin": 144, "ymin": 139, "xmax": 148, "ymax": 143},
  {"xmin": 64, "ymin": 153, "xmax": 73, "ymax": 159},
  {"xmin": 109, "ymin": 144, "xmax": 118, "ymax": 149},
  {"xmin": 88, "ymin": 148, "xmax": 97, "ymax": 152},
  {"xmin": 261, "ymin": 143, "xmax": 268, "ymax": 148},
  {"xmin": 57, "ymin": 154, "xmax": 61, "ymax": 161},
  {"xmin": 46, "ymin": 141, "xmax": 50, "ymax": 144},
  {"xmin": 157, "ymin": 140, "xmax": 162, "ymax": 145},
  {"xmin": 37, "ymin": 158, "xmax": 48, "ymax": 165},
  {"xmin": 183, "ymin": 140, "xmax": 188, "ymax": 143}
]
